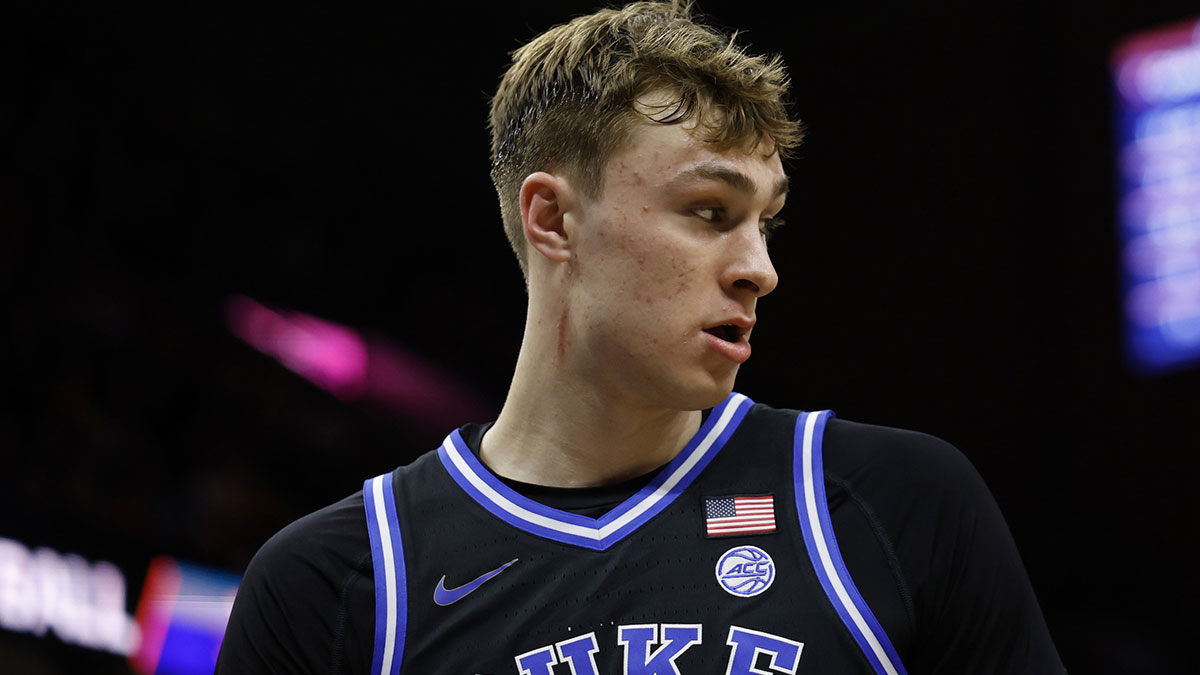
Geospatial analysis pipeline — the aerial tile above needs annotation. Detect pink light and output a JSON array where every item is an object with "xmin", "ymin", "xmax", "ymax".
[
  {"xmin": 224, "ymin": 294, "xmax": 493, "ymax": 427},
  {"xmin": 1113, "ymin": 17, "xmax": 1200, "ymax": 108},
  {"xmin": 225, "ymin": 295, "xmax": 368, "ymax": 401}
]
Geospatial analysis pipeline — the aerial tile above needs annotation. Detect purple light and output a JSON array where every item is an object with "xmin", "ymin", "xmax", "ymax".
[{"xmin": 1113, "ymin": 16, "xmax": 1200, "ymax": 372}]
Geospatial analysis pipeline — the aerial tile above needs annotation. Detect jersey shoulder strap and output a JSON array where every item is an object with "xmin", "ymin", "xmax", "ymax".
[
  {"xmin": 363, "ymin": 470, "xmax": 406, "ymax": 675},
  {"xmin": 793, "ymin": 409, "xmax": 908, "ymax": 675}
]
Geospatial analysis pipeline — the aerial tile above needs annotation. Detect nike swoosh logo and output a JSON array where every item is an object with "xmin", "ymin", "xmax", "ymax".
[{"xmin": 433, "ymin": 558, "xmax": 519, "ymax": 606}]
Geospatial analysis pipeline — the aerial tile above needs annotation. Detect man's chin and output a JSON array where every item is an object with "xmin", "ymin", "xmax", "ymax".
[{"xmin": 675, "ymin": 372, "xmax": 738, "ymax": 412}]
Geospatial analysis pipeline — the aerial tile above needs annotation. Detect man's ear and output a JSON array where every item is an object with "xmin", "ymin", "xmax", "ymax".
[{"xmin": 520, "ymin": 172, "xmax": 575, "ymax": 264}]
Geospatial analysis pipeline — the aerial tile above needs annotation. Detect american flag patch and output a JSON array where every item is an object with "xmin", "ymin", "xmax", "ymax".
[{"xmin": 705, "ymin": 495, "xmax": 776, "ymax": 537}]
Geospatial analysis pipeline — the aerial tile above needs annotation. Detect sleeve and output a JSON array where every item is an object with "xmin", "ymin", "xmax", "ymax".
[
  {"xmin": 825, "ymin": 420, "xmax": 1066, "ymax": 675},
  {"xmin": 215, "ymin": 493, "xmax": 375, "ymax": 675}
]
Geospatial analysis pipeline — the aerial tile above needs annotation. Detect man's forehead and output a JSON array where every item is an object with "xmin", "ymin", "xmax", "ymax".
[
  {"xmin": 611, "ymin": 122, "xmax": 788, "ymax": 196},
  {"xmin": 669, "ymin": 162, "xmax": 789, "ymax": 200}
]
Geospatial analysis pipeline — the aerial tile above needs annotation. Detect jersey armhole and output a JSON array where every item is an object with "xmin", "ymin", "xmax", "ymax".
[
  {"xmin": 792, "ymin": 410, "xmax": 909, "ymax": 675},
  {"xmin": 364, "ymin": 472, "xmax": 407, "ymax": 675}
]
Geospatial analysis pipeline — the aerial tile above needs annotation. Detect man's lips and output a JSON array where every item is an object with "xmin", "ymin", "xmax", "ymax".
[{"xmin": 702, "ymin": 318, "xmax": 755, "ymax": 363}]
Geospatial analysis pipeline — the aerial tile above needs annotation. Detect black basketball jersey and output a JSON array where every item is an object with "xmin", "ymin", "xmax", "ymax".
[{"xmin": 362, "ymin": 394, "xmax": 906, "ymax": 674}]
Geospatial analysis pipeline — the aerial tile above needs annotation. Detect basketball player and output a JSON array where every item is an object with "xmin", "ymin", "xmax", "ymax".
[{"xmin": 216, "ymin": 2, "xmax": 1066, "ymax": 673}]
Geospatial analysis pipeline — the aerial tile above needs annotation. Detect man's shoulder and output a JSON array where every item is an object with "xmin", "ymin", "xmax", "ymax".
[
  {"xmin": 218, "ymin": 485, "xmax": 383, "ymax": 673},
  {"xmin": 247, "ymin": 488, "xmax": 372, "ymax": 583},
  {"xmin": 813, "ymin": 414, "xmax": 997, "ymax": 524},
  {"xmin": 259, "ymin": 449, "xmax": 443, "ymax": 553},
  {"xmin": 824, "ymin": 416, "xmax": 969, "ymax": 474},
  {"xmin": 744, "ymin": 401, "xmax": 980, "ymax": 498}
]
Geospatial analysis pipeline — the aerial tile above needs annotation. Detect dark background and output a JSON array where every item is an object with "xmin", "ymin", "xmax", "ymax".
[{"xmin": 4, "ymin": 1, "xmax": 1198, "ymax": 672}]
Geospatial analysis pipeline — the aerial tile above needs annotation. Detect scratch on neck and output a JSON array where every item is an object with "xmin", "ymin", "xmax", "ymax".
[{"xmin": 556, "ymin": 305, "xmax": 568, "ymax": 365}]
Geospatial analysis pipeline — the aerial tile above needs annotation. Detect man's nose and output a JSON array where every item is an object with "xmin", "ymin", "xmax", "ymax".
[{"xmin": 725, "ymin": 227, "xmax": 779, "ymax": 299}]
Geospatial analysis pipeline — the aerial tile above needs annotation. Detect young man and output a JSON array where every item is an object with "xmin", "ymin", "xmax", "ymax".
[{"xmin": 217, "ymin": 2, "xmax": 1066, "ymax": 673}]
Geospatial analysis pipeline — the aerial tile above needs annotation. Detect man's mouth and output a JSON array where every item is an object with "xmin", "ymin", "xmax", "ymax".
[
  {"xmin": 702, "ymin": 320, "xmax": 754, "ymax": 364},
  {"xmin": 704, "ymin": 324, "xmax": 742, "ymax": 343}
]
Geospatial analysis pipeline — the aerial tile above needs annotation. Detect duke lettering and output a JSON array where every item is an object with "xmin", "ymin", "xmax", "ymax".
[
  {"xmin": 618, "ymin": 624, "xmax": 702, "ymax": 675},
  {"xmin": 513, "ymin": 624, "xmax": 802, "ymax": 674},
  {"xmin": 725, "ymin": 626, "xmax": 803, "ymax": 675}
]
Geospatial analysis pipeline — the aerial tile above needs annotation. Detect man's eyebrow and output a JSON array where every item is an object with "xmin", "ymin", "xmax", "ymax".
[{"xmin": 671, "ymin": 163, "xmax": 789, "ymax": 199}]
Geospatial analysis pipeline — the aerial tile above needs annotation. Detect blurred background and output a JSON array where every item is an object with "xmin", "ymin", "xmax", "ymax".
[{"xmin": 4, "ymin": 1, "xmax": 1199, "ymax": 672}]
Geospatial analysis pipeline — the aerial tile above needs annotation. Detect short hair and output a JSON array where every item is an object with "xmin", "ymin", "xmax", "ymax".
[{"xmin": 488, "ymin": 0, "xmax": 804, "ymax": 279}]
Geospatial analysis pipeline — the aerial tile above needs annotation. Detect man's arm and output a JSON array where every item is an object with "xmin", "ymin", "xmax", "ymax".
[
  {"xmin": 216, "ymin": 493, "xmax": 375, "ymax": 674},
  {"xmin": 825, "ymin": 419, "xmax": 1066, "ymax": 674}
]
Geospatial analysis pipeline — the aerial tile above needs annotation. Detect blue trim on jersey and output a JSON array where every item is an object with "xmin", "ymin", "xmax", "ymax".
[
  {"xmin": 363, "ymin": 472, "xmax": 407, "ymax": 675},
  {"xmin": 793, "ymin": 411, "xmax": 908, "ymax": 675},
  {"xmin": 381, "ymin": 473, "xmax": 407, "ymax": 674},
  {"xmin": 363, "ymin": 476, "xmax": 388, "ymax": 673},
  {"xmin": 436, "ymin": 392, "xmax": 754, "ymax": 551}
]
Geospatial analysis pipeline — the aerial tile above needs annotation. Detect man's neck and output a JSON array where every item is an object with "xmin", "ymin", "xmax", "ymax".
[
  {"xmin": 481, "ymin": 399, "xmax": 702, "ymax": 488},
  {"xmin": 479, "ymin": 337, "xmax": 703, "ymax": 488}
]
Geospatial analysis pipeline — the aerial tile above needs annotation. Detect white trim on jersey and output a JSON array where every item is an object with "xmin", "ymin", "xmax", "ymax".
[
  {"xmin": 364, "ymin": 472, "xmax": 406, "ymax": 675},
  {"xmin": 796, "ymin": 411, "xmax": 907, "ymax": 675},
  {"xmin": 371, "ymin": 476, "xmax": 400, "ymax": 675}
]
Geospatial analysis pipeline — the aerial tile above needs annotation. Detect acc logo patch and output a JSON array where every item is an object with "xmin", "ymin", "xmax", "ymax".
[{"xmin": 715, "ymin": 545, "xmax": 775, "ymax": 597}]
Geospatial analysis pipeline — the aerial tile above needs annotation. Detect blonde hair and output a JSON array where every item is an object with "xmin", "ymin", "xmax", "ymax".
[{"xmin": 488, "ymin": 1, "xmax": 803, "ymax": 278}]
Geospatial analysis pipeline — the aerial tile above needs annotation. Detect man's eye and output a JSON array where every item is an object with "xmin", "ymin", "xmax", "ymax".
[
  {"xmin": 693, "ymin": 207, "xmax": 725, "ymax": 222},
  {"xmin": 760, "ymin": 217, "xmax": 786, "ymax": 240}
]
